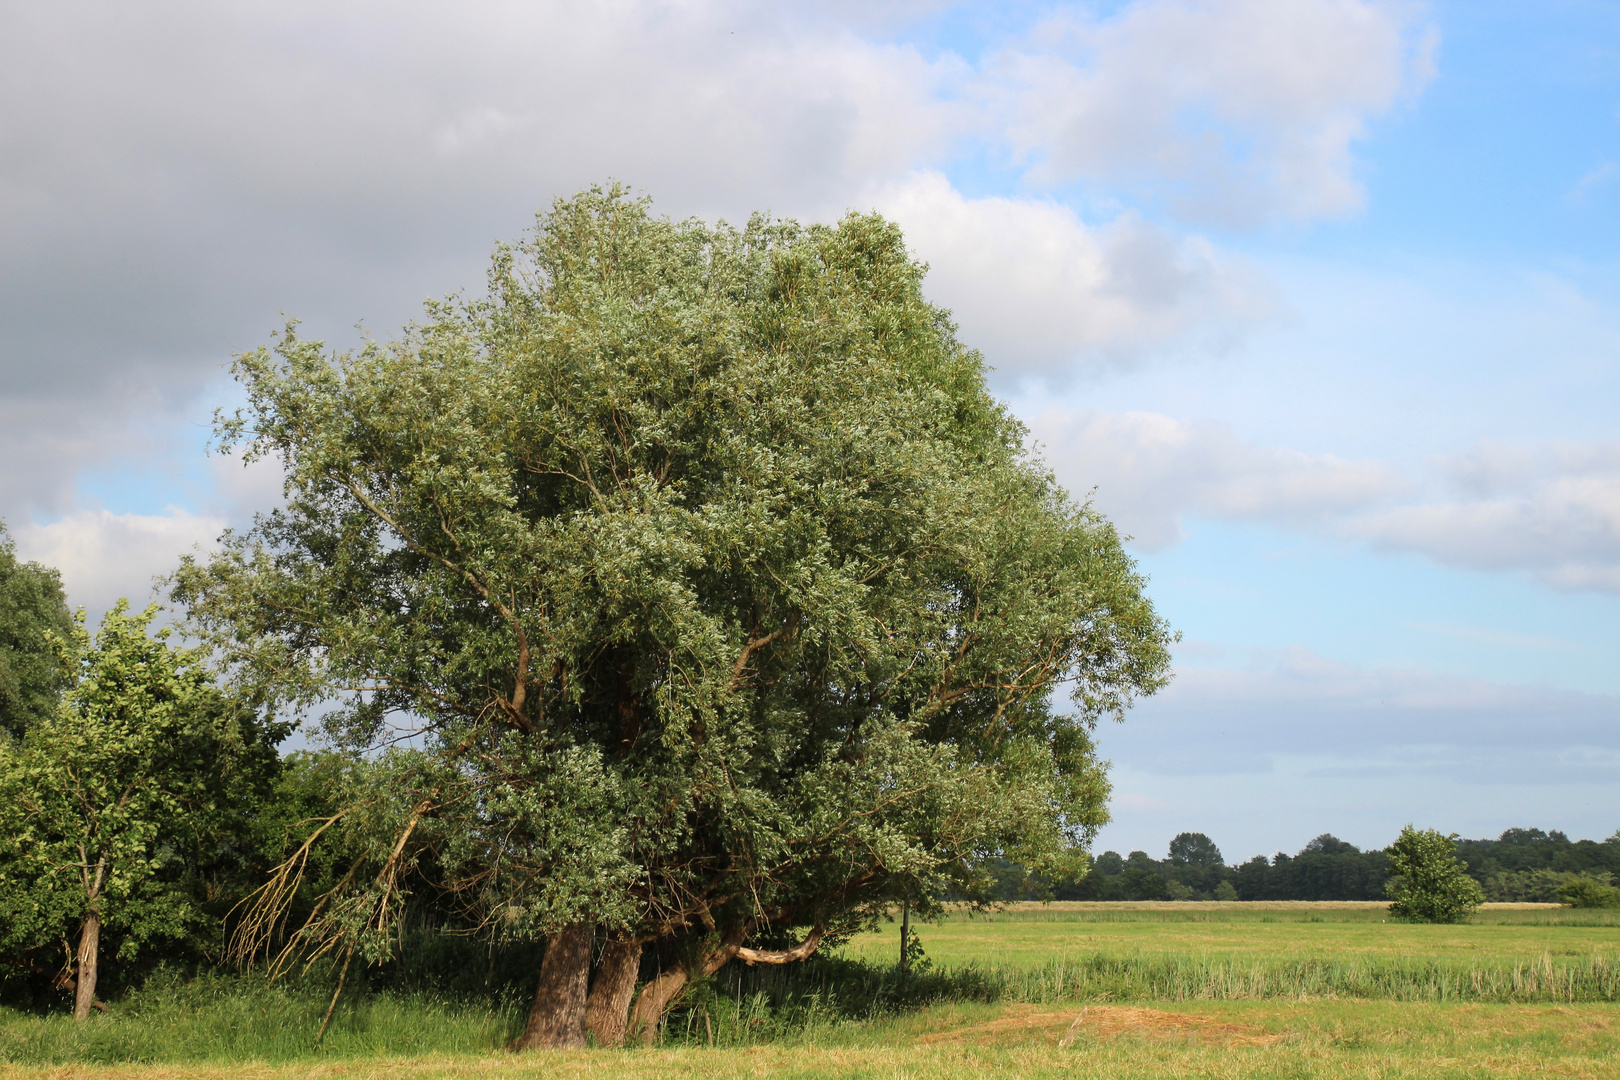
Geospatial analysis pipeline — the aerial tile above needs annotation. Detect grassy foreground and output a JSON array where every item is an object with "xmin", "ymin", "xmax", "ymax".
[
  {"xmin": 4, "ymin": 903, "xmax": 1618, "ymax": 1077},
  {"xmin": 3, "ymin": 1001, "xmax": 1617, "ymax": 1079}
]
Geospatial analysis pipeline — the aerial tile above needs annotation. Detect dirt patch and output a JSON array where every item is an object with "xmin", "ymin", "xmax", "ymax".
[
  {"xmin": 1062, "ymin": 1006, "xmax": 1283, "ymax": 1047},
  {"xmin": 916, "ymin": 1004, "xmax": 1282, "ymax": 1048}
]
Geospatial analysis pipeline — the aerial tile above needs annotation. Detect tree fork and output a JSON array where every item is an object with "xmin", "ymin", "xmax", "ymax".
[
  {"xmin": 584, "ymin": 936, "xmax": 643, "ymax": 1047},
  {"xmin": 512, "ymin": 921, "xmax": 593, "ymax": 1050}
]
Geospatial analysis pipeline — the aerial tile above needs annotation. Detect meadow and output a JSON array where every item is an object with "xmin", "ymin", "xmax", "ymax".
[{"xmin": 3, "ymin": 902, "xmax": 1617, "ymax": 1079}]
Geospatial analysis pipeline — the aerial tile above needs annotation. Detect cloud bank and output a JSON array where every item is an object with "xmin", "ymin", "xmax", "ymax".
[
  {"xmin": 1033, "ymin": 411, "xmax": 1620, "ymax": 593},
  {"xmin": 1122, "ymin": 646, "xmax": 1620, "ymax": 782},
  {"xmin": 876, "ymin": 174, "xmax": 1271, "ymax": 374},
  {"xmin": 0, "ymin": 0, "xmax": 1431, "ymax": 515}
]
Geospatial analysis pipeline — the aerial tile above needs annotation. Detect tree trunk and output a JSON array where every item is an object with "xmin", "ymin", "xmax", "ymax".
[
  {"xmin": 512, "ymin": 921, "xmax": 593, "ymax": 1050},
  {"xmin": 73, "ymin": 908, "xmax": 101, "ymax": 1022},
  {"xmin": 585, "ymin": 936, "xmax": 642, "ymax": 1047},
  {"xmin": 900, "ymin": 899, "xmax": 910, "ymax": 980},
  {"xmin": 629, "ymin": 967, "xmax": 688, "ymax": 1046},
  {"xmin": 630, "ymin": 924, "xmax": 748, "ymax": 1046}
]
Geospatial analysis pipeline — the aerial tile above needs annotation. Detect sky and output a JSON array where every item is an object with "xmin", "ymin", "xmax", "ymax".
[{"xmin": 2, "ymin": 0, "xmax": 1617, "ymax": 864}]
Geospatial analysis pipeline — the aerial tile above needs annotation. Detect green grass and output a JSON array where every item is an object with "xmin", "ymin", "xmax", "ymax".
[
  {"xmin": 839, "ymin": 901, "xmax": 1620, "ymax": 968},
  {"xmin": 4, "ymin": 902, "xmax": 1619, "ymax": 1075},
  {"xmin": 3, "ymin": 1000, "xmax": 1617, "ymax": 1079},
  {"xmin": 0, "ymin": 972, "xmax": 527, "ymax": 1065}
]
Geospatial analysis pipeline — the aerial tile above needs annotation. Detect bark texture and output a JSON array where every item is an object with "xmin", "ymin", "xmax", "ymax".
[
  {"xmin": 512, "ymin": 921, "xmax": 593, "ymax": 1050},
  {"xmin": 73, "ymin": 909, "xmax": 100, "ymax": 1022},
  {"xmin": 584, "ymin": 937, "xmax": 643, "ymax": 1047}
]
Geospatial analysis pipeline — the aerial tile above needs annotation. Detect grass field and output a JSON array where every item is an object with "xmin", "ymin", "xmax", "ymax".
[
  {"xmin": 4, "ymin": 902, "xmax": 1617, "ymax": 1078},
  {"xmin": 842, "ymin": 901, "xmax": 1620, "ymax": 966}
]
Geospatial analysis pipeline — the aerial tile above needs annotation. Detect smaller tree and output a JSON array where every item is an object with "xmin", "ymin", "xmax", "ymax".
[
  {"xmin": 1167, "ymin": 832, "xmax": 1223, "ymax": 867},
  {"xmin": 0, "ymin": 602, "xmax": 272, "ymax": 1018},
  {"xmin": 1303, "ymin": 833, "xmax": 1359, "ymax": 856},
  {"xmin": 1384, "ymin": 825, "xmax": 1484, "ymax": 924}
]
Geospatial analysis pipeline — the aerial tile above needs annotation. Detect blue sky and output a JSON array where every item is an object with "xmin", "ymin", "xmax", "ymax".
[{"xmin": 2, "ymin": 0, "xmax": 1616, "ymax": 863}]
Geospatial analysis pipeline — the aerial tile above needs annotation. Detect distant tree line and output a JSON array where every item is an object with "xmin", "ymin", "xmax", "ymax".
[{"xmin": 986, "ymin": 828, "xmax": 1620, "ymax": 904}]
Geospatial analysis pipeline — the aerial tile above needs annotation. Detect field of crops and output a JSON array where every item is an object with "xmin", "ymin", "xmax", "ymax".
[{"xmin": 3, "ymin": 902, "xmax": 1616, "ymax": 1079}]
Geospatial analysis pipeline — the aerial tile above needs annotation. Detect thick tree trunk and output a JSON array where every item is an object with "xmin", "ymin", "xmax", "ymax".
[
  {"xmin": 73, "ymin": 908, "xmax": 101, "ymax": 1022},
  {"xmin": 584, "ymin": 936, "xmax": 642, "ymax": 1047},
  {"xmin": 512, "ymin": 921, "xmax": 593, "ymax": 1050}
]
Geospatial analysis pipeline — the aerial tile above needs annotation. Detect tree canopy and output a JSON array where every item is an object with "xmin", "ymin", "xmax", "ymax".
[
  {"xmin": 0, "ymin": 522, "xmax": 74, "ymax": 743},
  {"xmin": 172, "ymin": 185, "xmax": 1175, "ymax": 1048},
  {"xmin": 1166, "ymin": 832, "xmax": 1223, "ymax": 868},
  {"xmin": 1385, "ymin": 825, "xmax": 1485, "ymax": 924}
]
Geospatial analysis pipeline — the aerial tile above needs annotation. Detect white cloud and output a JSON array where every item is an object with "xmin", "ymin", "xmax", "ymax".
[
  {"xmin": 12, "ymin": 509, "xmax": 225, "ymax": 619},
  {"xmin": 876, "ymin": 173, "xmax": 1270, "ymax": 374},
  {"xmin": 1029, "ymin": 408, "xmax": 1404, "ymax": 548},
  {"xmin": 987, "ymin": 0, "xmax": 1436, "ymax": 225},
  {"xmin": 1030, "ymin": 411, "xmax": 1620, "ymax": 594},
  {"xmin": 1348, "ymin": 441, "xmax": 1620, "ymax": 592}
]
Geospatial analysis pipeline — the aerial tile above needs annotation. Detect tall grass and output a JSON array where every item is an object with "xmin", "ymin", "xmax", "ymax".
[
  {"xmin": 657, "ymin": 947, "xmax": 1620, "ymax": 1047},
  {"xmin": 0, "ymin": 970, "xmax": 527, "ymax": 1064},
  {"xmin": 945, "ymin": 903, "xmax": 1620, "ymax": 926}
]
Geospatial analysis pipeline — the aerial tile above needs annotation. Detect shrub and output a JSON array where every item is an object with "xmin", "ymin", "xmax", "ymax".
[
  {"xmin": 1385, "ymin": 825, "xmax": 1484, "ymax": 924},
  {"xmin": 1559, "ymin": 873, "xmax": 1620, "ymax": 909}
]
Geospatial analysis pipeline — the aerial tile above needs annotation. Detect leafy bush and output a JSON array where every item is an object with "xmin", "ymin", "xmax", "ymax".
[
  {"xmin": 1385, "ymin": 826, "xmax": 1484, "ymax": 924},
  {"xmin": 1558, "ymin": 873, "xmax": 1620, "ymax": 909}
]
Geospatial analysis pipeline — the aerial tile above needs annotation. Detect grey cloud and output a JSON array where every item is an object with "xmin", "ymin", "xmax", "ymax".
[
  {"xmin": 0, "ymin": 0, "xmax": 957, "ymax": 513},
  {"xmin": 1031, "ymin": 412, "xmax": 1620, "ymax": 594},
  {"xmin": 1106, "ymin": 647, "xmax": 1620, "ymax": 783}
]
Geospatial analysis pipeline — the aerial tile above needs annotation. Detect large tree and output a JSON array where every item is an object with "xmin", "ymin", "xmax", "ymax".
[
  {"xmin": 0, "ymin": 522, "xmax": 74, "ymax": 743},
  {"xmin": 174, "ymin": 186, "xmax": 1174, "ymax": 1048}
]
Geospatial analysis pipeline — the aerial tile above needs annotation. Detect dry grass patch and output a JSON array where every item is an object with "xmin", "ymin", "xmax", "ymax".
[{"xmin": 913, "ymin": 1002, "xmax": 1282, "ymax": 1048}]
